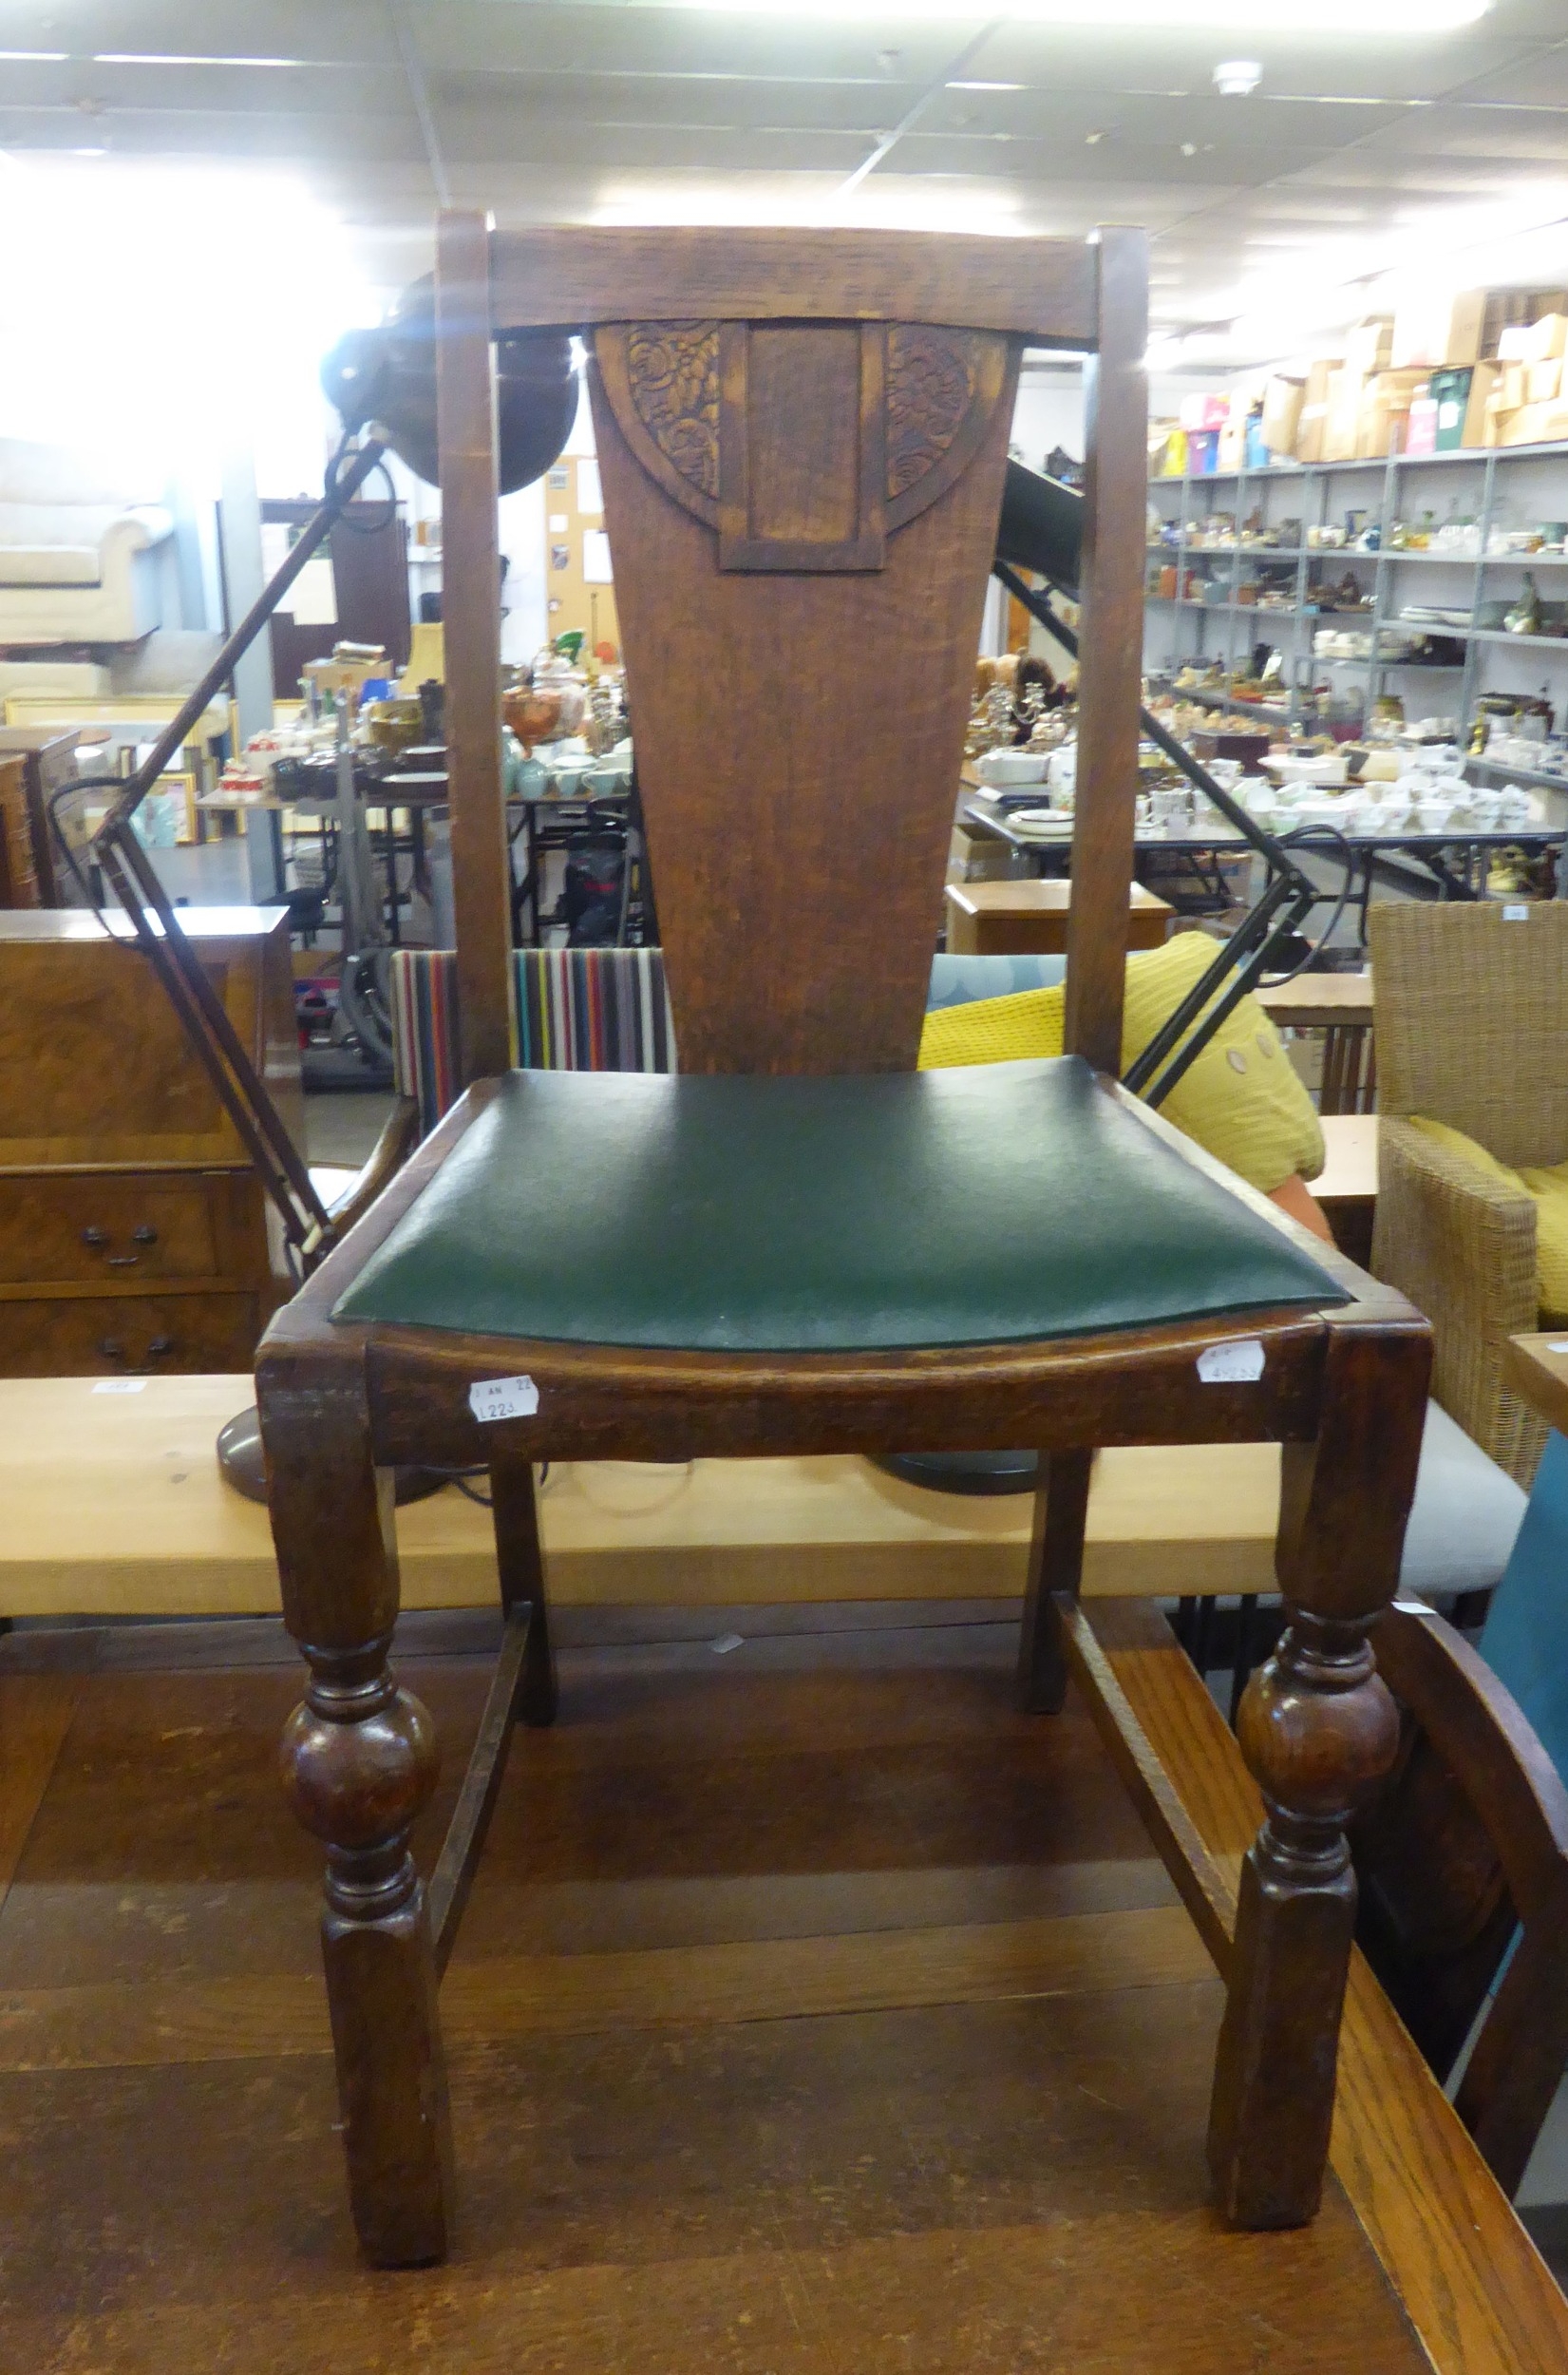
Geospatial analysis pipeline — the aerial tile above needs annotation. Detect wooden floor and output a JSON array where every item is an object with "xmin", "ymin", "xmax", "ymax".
[{"xmin": 0, "ymin": 1606, "xmax": 1540, "ymax": 2370}]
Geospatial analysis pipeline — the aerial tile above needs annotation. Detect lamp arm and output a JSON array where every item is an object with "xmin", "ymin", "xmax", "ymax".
[
  {"xmin": 991, "ymin": 560, "xmax": 1313, "ymax": 893},
  {"xmin": 94, "ymin": 433, "xmax": 391, "ymax": 844},
  {"xmin": 65, "ymin": 431, "xmax": 393, "ymax": 1269}
]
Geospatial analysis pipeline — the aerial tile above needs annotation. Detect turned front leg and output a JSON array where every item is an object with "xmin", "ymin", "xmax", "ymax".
[
  {"xmin": 261, "ymin": 1356, "xmax": 454, "ymax": 2266},
  {"xmin": 1207, "ymin": 1321, "xmax": 1427, "ymax": 2228}
]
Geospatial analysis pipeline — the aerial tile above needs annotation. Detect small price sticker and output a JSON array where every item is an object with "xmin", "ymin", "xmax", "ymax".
[
  {"xmin": 91, "ymin": 1378, "xmax": 146, "ymax": 1395},
  {"xmin": 468, "ymin": 1375, "xmax": 540, "ymax": 1424},
  {"xmin": 1197, "ymin": 1339, "xmax": 1266, "ymax": 1385},
  {"xmin": 1503, "ymin": 903, "xmax": 1530, "ymax": 922}
]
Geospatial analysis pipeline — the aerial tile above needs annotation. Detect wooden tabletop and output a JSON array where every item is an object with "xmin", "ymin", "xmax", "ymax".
[
  {"xmin": 1244, "ymin": 974, "xmax": 1368, "ymax": 1031},
  {"xmin": 1258, "ymin": 973, "xmax": 1375, "ymax": 1030},
  {"xmin": 1506, "ymin": 1330, "xmax": 1568, "ymax": 1434},
  {"xmin": 943, "ymin": 877, "xmax": 1173, "ymax": 918},
  {"xmin": 0, "ymin": 1374, "xmax": 1290, "ymax": 1617}
]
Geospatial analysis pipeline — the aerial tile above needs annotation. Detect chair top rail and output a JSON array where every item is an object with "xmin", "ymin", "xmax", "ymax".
[{"xmin": 482, "ymin": 222, "xmax": 1102, "ymax": 347}]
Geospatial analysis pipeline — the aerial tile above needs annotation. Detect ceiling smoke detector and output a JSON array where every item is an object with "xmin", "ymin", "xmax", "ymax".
[{"xmin": 1214, "ymin": 59, "xmax": 1262, "ymax": 96}]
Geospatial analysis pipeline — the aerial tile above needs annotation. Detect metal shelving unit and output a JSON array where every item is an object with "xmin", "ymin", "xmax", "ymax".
[{"xmin": 1145, "ymin": 439, "xmax": 1568, "ymax": 736}]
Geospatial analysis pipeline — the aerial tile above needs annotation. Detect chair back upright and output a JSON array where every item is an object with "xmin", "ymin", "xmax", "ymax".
[
  {"xmin": 1351, "ymin": 1599, "xmax": 1568, "ymax": 2198},
  {"xmin": 434, "ymin": 218, "xmax": 1147, "ymax": 1084},
  {"xmin": 1370, "ymin": 902, "xmax": 1568, "ymax": 1168}
]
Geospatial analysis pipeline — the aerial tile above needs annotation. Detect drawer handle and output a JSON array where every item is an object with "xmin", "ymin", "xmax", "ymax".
[
  {"xmin": 82, "ymin": 1226, "xmax": 109, "ymax": 1249},
  {"xmin": 98, "ymin": 1337, "xmax": 125, "ymax": 1360},
  {"xmin": 132, "ymin": 1225, "xmax": 159, "ymax": 1245},
  {"xmin": 145, "ymin": 1336, "xmax": 176, "ymax": 1358},
  {"xmin": 106, "ymin": 1254, "xmax": 141, "ymax": 1268}
]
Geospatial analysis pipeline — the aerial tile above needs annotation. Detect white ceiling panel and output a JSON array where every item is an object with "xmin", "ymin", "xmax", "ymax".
[{"xmin": 0, "ymin": 0, "xmax": 1564, "ymax": 337}]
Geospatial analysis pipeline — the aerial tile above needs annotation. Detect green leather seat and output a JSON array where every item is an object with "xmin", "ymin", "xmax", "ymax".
[{"xmin": 333, "ymin": 1056, "xmax": 1343, "ymax": 1353}]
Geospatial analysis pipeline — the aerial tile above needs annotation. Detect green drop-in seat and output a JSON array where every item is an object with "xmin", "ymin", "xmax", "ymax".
[{"xmin": 333, "ymin": 1056, "xmax": 1344, "ymax": 1353}]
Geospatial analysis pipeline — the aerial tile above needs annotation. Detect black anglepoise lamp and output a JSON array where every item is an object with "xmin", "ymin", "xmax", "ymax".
[{"xmin": 52, "ymin": 289, "xmax": 577, "ymax": 1497}]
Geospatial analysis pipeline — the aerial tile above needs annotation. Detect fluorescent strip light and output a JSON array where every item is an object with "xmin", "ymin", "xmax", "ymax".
[
  {"xmin": 0, "ymin": 50, "xmax": 69, "ymax": 63},
  {"xmin": 949, "ymin": 80, "xmax": 1027, "ymax": 90},
  {"xmin": 91, "ymin": 54, "xmax": 309, "ymax": 69},
  {"xmin": 681, "ymin": 0, "xmax": 1487, "ymax": 24}
]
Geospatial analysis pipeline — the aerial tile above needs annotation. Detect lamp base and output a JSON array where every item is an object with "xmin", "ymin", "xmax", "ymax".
[
  {"xmin": 874, "ymin": 1450, "xmax": 1040, "ymax": 1497},
  {"xmin": 216, "ymin": 1406, "xmax": 449, "ymax": 1506}
]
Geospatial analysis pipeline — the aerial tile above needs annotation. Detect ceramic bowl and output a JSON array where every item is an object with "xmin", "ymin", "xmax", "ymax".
[{"xmin": 1417, "ymin": 798, "xmax": 1455, "ymax": 832}]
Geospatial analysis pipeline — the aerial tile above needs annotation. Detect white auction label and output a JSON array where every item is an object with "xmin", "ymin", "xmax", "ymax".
[
  {"xmin": 91, "ymin": 1378, "xmax": 145, "ymax": 1395},
  {"xmin": 468, "ymin": 1375, "xmax": 540, "ymax": 1424},
  {"xmin": 1503, "ymin": 903, "xmax": 1530, "ymax": 922},
  {"xmin": 1197, "ymin": 1339, "xmax": 1266, "ymax": 1385}
]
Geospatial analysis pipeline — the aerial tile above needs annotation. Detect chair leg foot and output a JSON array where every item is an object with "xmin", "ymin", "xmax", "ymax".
[
  {"xmin": 281, "ymin": 1638, "xmax": 455, "ymax": 2267},
  {"xmin": 1207, "ymin": 1621, "xmax": 1398, "ymax": 2228},
  {"xmin": 322, "ymin": 1882, "xmax": 455, "ymax": 2266}
]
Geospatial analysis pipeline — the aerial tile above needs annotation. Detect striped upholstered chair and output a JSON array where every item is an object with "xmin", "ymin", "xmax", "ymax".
[
  {"xmin": 390, "ymin": 944, "xmax": 674, "ymax": 1136},
  {"xmin": 331, "ymin": 947, "xmax": 676, "ymax": 1236}
]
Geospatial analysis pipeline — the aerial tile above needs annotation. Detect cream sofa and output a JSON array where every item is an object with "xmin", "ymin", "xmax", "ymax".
[{"xmin": 0, "ymin": 438, "xmax": 173, "ymax": 644}]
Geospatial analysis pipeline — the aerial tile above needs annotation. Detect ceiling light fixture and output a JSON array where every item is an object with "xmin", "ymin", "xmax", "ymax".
[
  {"xmin": 684, "ymin": 1, "xmax": 1487, "ymax": 27},
  {"xmin": 90, "ymin": 54, "xmax": 309, "ymax": 68},
  {"xmin": 0, "ymin": 50, "xmax": 69, "ymax": 62},
  {"xmin": 1213, "ymin": 59, "xmax": 1261, "ymax": 96}
]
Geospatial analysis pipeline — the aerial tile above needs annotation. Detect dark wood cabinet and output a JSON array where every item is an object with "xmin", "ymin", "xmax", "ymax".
[
  {"xmin": 0, "ymin": 727, "xmax": 81, "ymax": 907},
  {"xmin": 0, "ymin": 907, "xmax": 301, "ymax": 1376},
  {"xmin": 260, "ymin": 498, "xmax": 411, "ymax": 696}
]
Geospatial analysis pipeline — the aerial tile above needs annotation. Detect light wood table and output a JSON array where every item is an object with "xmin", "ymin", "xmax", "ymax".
[
  {"xmin": 1258, "ymin": 970, "xmax": 1375, "ymax": 1115},
  {"xmin": 943, "ymin": 877, "xmax": 1174, "ymax": 955},
  {"xmin": 1316, "ymin": 1111, "xmax": 1379, "ymax": 1268},
  {"xmin": 1506, "ymin": 1330, "xmax": 1568, "ymax": 1434},
  {"xmin": 0, "ymin": 1373, "xmax": 1287, "ymax": 1618}
]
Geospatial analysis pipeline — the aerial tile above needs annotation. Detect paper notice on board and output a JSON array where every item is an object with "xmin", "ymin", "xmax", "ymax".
[
  {"xmin": 287, "ymin": 555, "xmax": 338, "ymax": 625},
  {"xmin": 582, "ymin": 528, "xmax": 614, "ymax": 584},
  {"xmin": 578, "ymin": 458, "xmax": 603, "ymax": 515}
]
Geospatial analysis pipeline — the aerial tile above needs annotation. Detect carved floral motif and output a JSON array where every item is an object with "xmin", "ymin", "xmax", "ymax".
[
  {"xmin": 885, "ymin": 327, "xmax": 981, "ymax": 500},
  {"xmin": 625, "ymin": 321, "xmax": 722, "ymax": 500}
]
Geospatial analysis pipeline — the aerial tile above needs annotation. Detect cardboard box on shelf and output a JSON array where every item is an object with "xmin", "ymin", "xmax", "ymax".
[
  {"xmin": 1390, "ymin": 288, "xmax": 1486, "ymax": 371},
  {"xmin": 1346, "ymin": 317, "xmax": 1394, "ymax": 374},
  {"xmin": 1303, "ymin": 358, "xmax": 1339, "ymax": 408},
  {"xmin": 1523, "ymin": 312, "xmax": 1568, "ymax": 362},
  {"xmin": 1501, "ymin": 362, "xmax": 1529, "ymax": 410},
  {"xmin": 1527, "ymin": 357, "xmax": 1563, "ymax": 405},
  {"xmin": 1294, "ymin": 402, "xmax": 1328, "ymax": 464},
  {"xmin": 1323, "ymin": 369, "xmax": 1366, "ymax": 462},
  {"xmin": 1357, "ymin": 395, "xmax": 1412, "ymax": 459},
  {"xmin": 1260, "ymin": 374, "xmax": 1305, "ymax": 455},
  {"xmin": 1217, "ymin": 415, "xmax": 1247, "ymax": 471},
  {"xmin": 1502, "ymin": 401, "xmax": 1558, "ymax": 446},
  {"xmin": 1482, "ymin": 393, "xmax": 1514, "ymax": 447}
]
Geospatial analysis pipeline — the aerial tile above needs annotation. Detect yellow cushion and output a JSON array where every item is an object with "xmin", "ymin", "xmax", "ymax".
[
  {"xmin": 1407, "ymin": 1116, "xmax": 1568, "ymax": 1322},
  {"xmin": 918, "ymin": 932, "xmax": 1325, "ymax": 1196}
]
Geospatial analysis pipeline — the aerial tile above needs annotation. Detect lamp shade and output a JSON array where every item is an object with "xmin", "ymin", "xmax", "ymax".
[{"xmin": 321, "ymin": 276, "xmax": 576, "ymax": 495}]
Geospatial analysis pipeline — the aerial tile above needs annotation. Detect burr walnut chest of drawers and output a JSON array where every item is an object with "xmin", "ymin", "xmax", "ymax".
[{"xmin": 0, "ymin": 906, "xmax": 301, "ymax": 1377}]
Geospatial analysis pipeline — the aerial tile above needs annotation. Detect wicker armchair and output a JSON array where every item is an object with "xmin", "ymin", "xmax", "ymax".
[{"xmin": 1370, "ymin": 902, "xmax": 1568, "ymax": 1485}]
